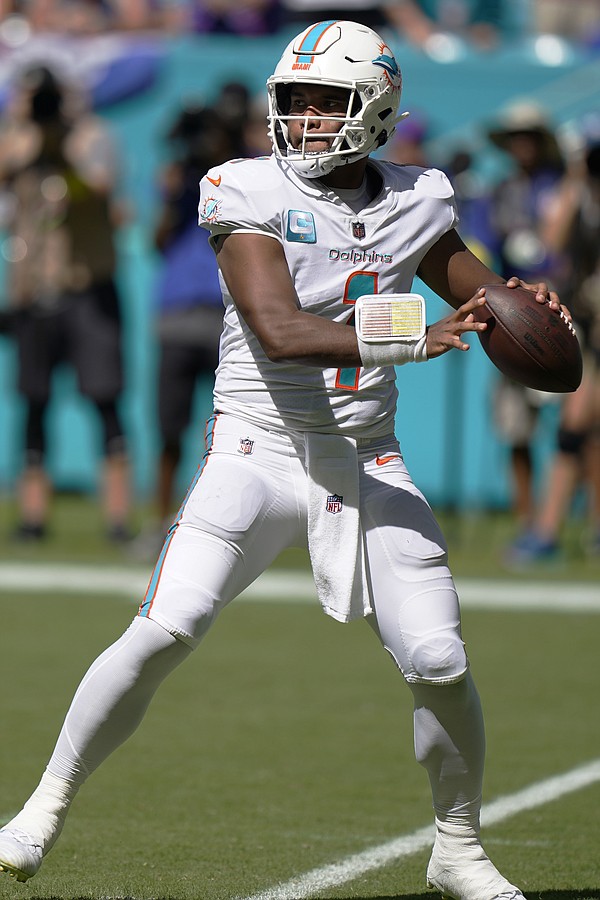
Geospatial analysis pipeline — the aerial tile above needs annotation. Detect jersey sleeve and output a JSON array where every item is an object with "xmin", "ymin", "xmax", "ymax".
[
  {"xmin": 396, "ymin": 164, "xmax": 460, "ymax": 263},
  {"xmin": 198, "ymin": 158, "xmax": 283, "ymax": 245},
  {"xmin": 414, "ymin": 166, "xmax": 459, "ymax": 234}
]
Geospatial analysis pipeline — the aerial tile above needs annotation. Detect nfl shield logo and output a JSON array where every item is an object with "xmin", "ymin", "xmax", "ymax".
[
  {"xmin": 326, "ymin": 493, "xmax": 343, "ymax": 514},
  {"xmin": 238, "ymin": 437, "xmax": 254, "ymax": 455},
  {"xmin": 352, "ymin": 221, "xmax": 366, "ymax": 240}
]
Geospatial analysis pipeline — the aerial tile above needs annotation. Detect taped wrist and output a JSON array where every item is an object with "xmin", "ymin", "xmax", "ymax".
[
  {"xmin": 355, "ymin": 293, "xmax": 428, "ymax": 368},
  {"xmin": 357, "ymin": 332, "xmax": 428, "ymax": 367}
]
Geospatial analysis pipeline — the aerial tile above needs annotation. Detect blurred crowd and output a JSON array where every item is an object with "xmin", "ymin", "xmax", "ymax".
[
  {"xmin": 384, "ymin": 99, "xmax": 600, "ymax": 568},
  {"xmin": 0, "ymin": 0, "xmax": 598, "ymax": 50},
  {"xmin": 0, "ymin": 6, "xmax": 599, "ymax": 565}
]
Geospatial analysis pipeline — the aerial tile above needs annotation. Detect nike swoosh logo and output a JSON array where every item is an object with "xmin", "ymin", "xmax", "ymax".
[
  {"xmin": 375, "ymin": 454, "xmax": 401, "ymax": 466},
  {"xmin": 207, "ymin": 175, "xmax": 221, "ymax": 187}
]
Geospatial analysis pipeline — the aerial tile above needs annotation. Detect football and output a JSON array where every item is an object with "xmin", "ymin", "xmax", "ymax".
[{"xmin": 473, "ymin": 283, "xmax": 583, "ymax": 393}]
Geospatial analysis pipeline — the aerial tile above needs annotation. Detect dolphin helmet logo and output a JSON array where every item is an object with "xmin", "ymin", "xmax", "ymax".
[{"xmin": 373, "ymin": 45, "xmax": 402, "ymax": 90}]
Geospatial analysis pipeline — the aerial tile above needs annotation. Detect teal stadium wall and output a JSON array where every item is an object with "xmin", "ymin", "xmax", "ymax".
[{"xmin": 0, "ymin": 31, "xmax": 594, "ymax": 509}]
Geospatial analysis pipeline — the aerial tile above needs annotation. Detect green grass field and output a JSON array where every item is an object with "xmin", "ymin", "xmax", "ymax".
[{"xmin": 0, "ymin": 495, "xmax": 599, "ymax": 900}]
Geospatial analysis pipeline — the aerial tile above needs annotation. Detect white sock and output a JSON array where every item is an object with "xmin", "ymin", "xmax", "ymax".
[
  {"xmin": 48, "ymin": 616, "xmax": 191, "ymax": 785},
  {"xmin": 8, "ymin": 770, "xmax": 77, "ymax": 852},
  {"xmin": 411, "ymin": 671, "xmax": 485, "ymax": 830}
]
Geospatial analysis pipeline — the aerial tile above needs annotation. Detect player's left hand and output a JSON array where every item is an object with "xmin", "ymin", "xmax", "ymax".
[{"xmin": 505, "ymin": 276, "xmax": 572, "ymax": 323}]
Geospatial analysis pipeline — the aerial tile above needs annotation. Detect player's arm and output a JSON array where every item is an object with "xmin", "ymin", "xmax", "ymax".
[
  {"xmin": 215, "ymin": 230, "xmax": 363, "ymax": 367},
  {"xmin": 418, "ymin": 228, "xmax": 571, "ymax": 355},
  {"xmin": 216, "ymin": 229, "xmax": 492, "ymax": 365},
  {"xmin": 417, "ymin": 228, "xmax": 504, "ymax": 309}
]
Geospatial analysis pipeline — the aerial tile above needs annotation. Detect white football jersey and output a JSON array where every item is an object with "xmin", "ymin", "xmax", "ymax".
[{"xmin": 198, "ymin": 155, "xmax": 457, "ymax": 437}]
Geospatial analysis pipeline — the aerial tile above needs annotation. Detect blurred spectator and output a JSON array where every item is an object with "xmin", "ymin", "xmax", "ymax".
[
  {"xmin": 13, "ymin": 0, "xmax": 113, "ymax": 34},
  {"xmin": 1, "ymin": 0, "xmax": 139, "ymax": 34},
  {"xmin": 531, "ymin": 0, "xmax": 600, "ymax": 47},
  {"xmin": 189, "ymin": 0, "xmax": 282, "ymax": 34},
  {"xmin": 213, "ymin": 81, "xmax": 252, "ymax": 156},
  {"xmin": 133, "ymin": 102, "xmax": 233, "ymax": 559},
  {"xmin": 211, "ymin": 82, "xmax": 272, "ymax": 158},
  {"xmin": 381, "ymin": 109, "xmax": 430, "ymax": 166},
  {"xmin": 444, "ymin": 147, "xmax": 496, "ymax": 268},
  {"xmin": 279, "ymin": 1, "xmax": 507, "ymax": 49},
  {"xmin": 507, "ymin": 119, "xmax": 600, "ymax": 563},
  {"xmin": 242, "ymin": 93, "xmax": 272, "ymax": 157},
  {"xmin": 485, "ymin": 99, "xmax": 566, "ymax": 530},
  {"xmin": 280, "ymin": 0, "xmax": 390, "ymax": 30},
  {"xmin": 383, "ymin": 0, "xmax": 505, "ymax": 50},
  {"xmin": 0, "ymin": 63, "xmax": 132, "ymax": 542}
]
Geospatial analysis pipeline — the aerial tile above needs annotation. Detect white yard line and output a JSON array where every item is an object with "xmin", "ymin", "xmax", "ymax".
[
  {"xmin": 240, "ymin": 759, "xmax": 600, "ymax": 900},
  {"xmin": 0, "ymin": 563, "xmax": 599, "ymax": 612}
]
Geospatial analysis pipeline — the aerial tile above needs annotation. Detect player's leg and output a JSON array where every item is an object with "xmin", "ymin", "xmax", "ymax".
[
  {"xmin": 0, "ymin": 617, "xmax": 190, "ymax": 882},
  {"xmin": 93, "ymin": 398, "xmax": 131, "ymax": 542},
  {"xmin": 492, "ymin": 378, "xmax": 538, "ymax": 529},
  {"xmin": 152, "ymin": 310, "xmax": 221, "ymax": 539},
  {"xmin": 72, "ymin": 281, "xmax": 131, "ymax": 542},
  {"xmin": 12, "ymin": 309, "xmax": 57, "ymax": 539},
  {"xmin": 587, "ymin": 358, "xmax": 600, "ymax": 552},
  {"xmin": 360, "ymin": 443, "xmax": 523, "ymax": 900},
  {"xmin": 138, "ymin": 414, "xmax": 307, "ymax": 645},
  {"xmin": 156, "ymin": 341, "xmax": 199, "ymax": 526},
  {"xmin": 533, "ymin": 370, "xmax": 594, "ymax": 542},
  {"xmin": 0, "ymin": 415, "xmax": 306, "ymax": 883},
  {"xmin": 14, "ymin": 403, "xmax": 50, "ymax": 539},
  {"xmin": 128, "ymin": 340, "xmax": 193, "ymax": 562}
]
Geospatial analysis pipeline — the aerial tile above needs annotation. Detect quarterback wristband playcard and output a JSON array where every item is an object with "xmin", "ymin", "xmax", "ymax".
[{"xmin": 355, "ymin": 293, "xmax": 426, "ymax": 343}]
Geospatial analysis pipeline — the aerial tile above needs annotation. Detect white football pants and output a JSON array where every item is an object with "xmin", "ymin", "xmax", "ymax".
[{"xmin": 41, "ymin": 412, "xmax": 484, "ymax": 835}]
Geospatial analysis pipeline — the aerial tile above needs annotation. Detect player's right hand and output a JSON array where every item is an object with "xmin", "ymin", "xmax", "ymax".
[{"xmin": 425, "ymin": 290, "xmax": 487, "ymax": 359}]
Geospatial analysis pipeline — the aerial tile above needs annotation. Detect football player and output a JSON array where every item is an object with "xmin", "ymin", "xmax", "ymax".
[{"xmin": 0, "ymin": 20, "xmax": 567, "ymax": 899}]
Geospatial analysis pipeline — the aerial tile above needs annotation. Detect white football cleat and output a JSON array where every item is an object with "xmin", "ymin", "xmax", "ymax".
[
  {"xmin": 0, "ymin": 827, "xmax": 43, "ymax": 882},
  {"xmin": 427, "ymin": 828, "xmax": 525, "ymax": 900}
]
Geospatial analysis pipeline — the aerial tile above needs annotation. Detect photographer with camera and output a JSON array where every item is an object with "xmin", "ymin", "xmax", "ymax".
[{"xmin": 0, "ymin": 64, "xmax": 132, "ymax": 543}]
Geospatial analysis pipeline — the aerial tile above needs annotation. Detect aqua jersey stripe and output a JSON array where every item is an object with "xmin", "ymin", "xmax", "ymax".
[
  {"xmin": 169, "ymin": 412, "xmax": 219, "ymax": 526},
  {"xmin": 138, "ymin": 528, "xmax": 175, "ymax": 616},
  {"xmin": 295, "ymin": 20, "xmax": 337, "ymax": 64}
]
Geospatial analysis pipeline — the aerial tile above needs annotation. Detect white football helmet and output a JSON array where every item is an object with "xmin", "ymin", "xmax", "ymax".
[{"xmin": 267, "ymin": 20, "xmax": 406, "ymax": 178}]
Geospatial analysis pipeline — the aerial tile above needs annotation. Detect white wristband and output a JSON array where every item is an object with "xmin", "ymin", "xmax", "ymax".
[{"xmin": 357, "ymin": 332, "xmax": 428, "ymax": 368}]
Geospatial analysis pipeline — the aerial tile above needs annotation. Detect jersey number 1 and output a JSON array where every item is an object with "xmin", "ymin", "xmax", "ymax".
[{"xmin": 335, "ymin": 270, "xmax": 379, "ymax": 391}]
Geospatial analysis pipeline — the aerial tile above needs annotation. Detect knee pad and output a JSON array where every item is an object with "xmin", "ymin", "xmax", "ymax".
[
  {"xmin": 404, "ymin": 629, "xmax": 468, "ymax": 685},
  {"xmin": 557, "ymin": 427, "xmax": 586, "ymax": 457},
  {"xmin": 378, "ymin": 586, "xmax": 469, "ymax": 686}
]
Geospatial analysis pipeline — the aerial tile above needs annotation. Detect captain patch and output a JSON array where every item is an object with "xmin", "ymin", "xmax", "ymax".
[{"xmin": 286, "ymin": 210, "xmax": 316, "ymax": 243}]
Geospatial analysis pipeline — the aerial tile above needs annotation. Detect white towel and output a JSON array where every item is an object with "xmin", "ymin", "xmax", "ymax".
[{"xmin": 305, "ymin": 432, "xmax": 371, "ymax": 623}]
